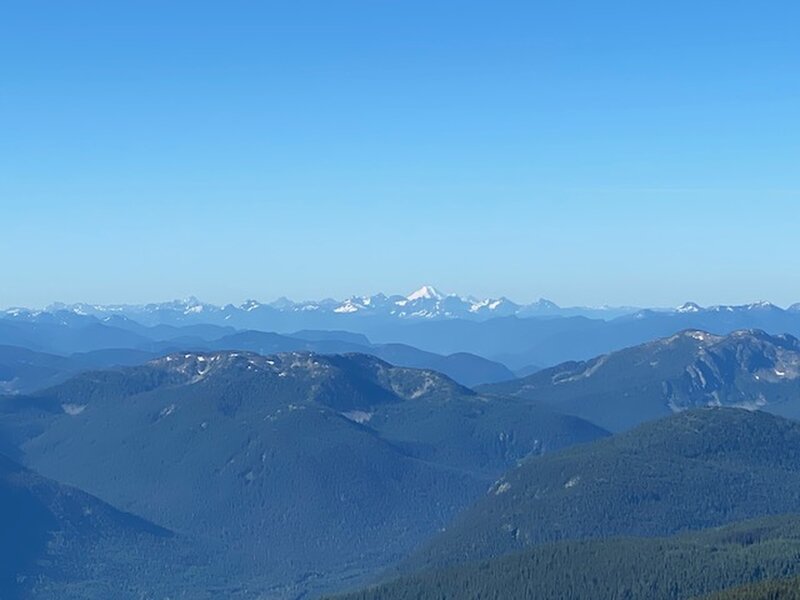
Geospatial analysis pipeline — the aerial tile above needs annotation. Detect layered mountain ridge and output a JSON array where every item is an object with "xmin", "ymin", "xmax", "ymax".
[
  {"xmin": 0, "ymin": 321, "xmax": 514, "ymax": 394},
  {"xmin": 481, "ymin": 329, "xmax": 800, "ymax": 431},
  {"xmin": 0, "ymin": 351, "xmax": 607, "ymax": 596},
  {"xmin": 6, "ymin": 291, "xmax": 800, "ymax": 377}
]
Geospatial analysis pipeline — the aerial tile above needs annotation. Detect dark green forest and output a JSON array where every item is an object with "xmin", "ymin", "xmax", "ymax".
[
  {"xmin": 332, "ymin": 516, "xmax": 800, "ymax": 600},
  {"xmin": 408, "ymin": 409, "xmax": 800, "ymax": 571},
  {"xmin": 700, "ymin": 576, "xmax": 800, "ymax": 599}
]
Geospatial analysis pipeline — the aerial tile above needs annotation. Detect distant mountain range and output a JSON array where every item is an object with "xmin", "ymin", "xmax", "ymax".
[
  {"xmin": 10, "ymin": 288, "xmax": 798, "ymax": 326},
  {"xmin": 3, "ymin": 285, "xmax": 642, "ymax": 326},
  {"xmin": 5, "ymin": 291, "xmax": 800, "ymax": 373}
]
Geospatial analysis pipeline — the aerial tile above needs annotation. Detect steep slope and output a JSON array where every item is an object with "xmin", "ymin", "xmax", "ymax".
[
  {"xmin": 333, "ymin": 515, "xmax": 800, "ymax": 600},
  {"xmin": 3, "ymin": 352, "xmax": 606, "ymax": 595},
  {"xmin": 481, "ymin": 330, "xmax": 800, "ymax": 431},
  {"xmin": 0, "ymin": 453, "xmax": 205, "ymax": 600},
  {"xmin": 408, "ymin": 409, "xmax": 800, "ymax": 570}
]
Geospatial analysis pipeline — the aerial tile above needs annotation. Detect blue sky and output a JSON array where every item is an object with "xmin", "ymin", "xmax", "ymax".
[{"xmin": 2, "ymin": 1, "xmax": 799, "ymax": 308}]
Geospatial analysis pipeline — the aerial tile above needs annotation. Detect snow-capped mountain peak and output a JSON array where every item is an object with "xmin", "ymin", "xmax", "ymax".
[
  {"xmin": 406, "ymin": 285, "xmax": 446, "ymax": 302},
  {"xmin": 677, "ymin": 302, "xmax": 703, "ymax": 314}
]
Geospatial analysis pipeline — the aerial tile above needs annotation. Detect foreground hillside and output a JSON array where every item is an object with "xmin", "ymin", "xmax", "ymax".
[
  {"xmin": 333, "ymin": 515, "xmax": 800, "ymax": 600},
  {"xmin": 0, "ymin": 352, "xmax": 606, "ymax": 596},
  {"xmin": 407, "ymin": 408, "xmax": 800, "ymax": 570},
  {"xmin": 481, "ymin": 330, "xmax": 800, "ymax": 431},
  {"xmin": 0, "ymin": 453, "xmax": 210, "ymax": 599}
]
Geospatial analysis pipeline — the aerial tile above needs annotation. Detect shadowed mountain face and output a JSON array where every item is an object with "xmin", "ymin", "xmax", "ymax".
[
  {"xmin": 0, "ymin": 453, "xmax": 200, "ymax": 600},
  {"xmin": 481, "ymin": 330, "xmax": 800, "ymax": 431},
  {"xmin": 405, "ymin": 409, "xmax": 800, "ymax": 571},
  {"xmin": 1, "ymin": 352, "xmax": 606, "ymax": 595}
]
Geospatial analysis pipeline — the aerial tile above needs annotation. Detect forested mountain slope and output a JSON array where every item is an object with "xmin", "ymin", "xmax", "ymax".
[{"xmin": 332, "ymin": 515, "xmax": 800, "ymax": 600}]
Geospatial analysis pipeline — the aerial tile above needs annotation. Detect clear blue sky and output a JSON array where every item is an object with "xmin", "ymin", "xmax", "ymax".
[{"xmin": 2, "ymin": 1, "xmax": 799, "ymax": 308}]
